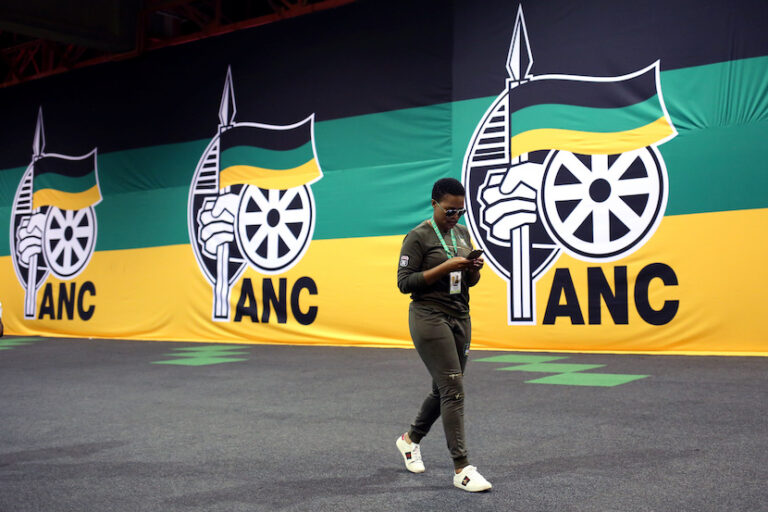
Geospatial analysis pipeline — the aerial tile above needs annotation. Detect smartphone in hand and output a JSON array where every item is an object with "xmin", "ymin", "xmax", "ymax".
[{"xmin": 466, "ymin": 249, "xmax": 484, "ymax": 260}]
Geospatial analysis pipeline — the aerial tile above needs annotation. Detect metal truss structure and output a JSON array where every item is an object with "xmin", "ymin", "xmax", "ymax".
[{"xmin": 0, "ymin": 0, "xmax": 356, "ymax": 89}]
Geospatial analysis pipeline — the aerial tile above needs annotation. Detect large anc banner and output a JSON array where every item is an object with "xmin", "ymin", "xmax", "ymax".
[{"xmin": 1, "ymin": 0, "xmax": 767, "ymax": 355}]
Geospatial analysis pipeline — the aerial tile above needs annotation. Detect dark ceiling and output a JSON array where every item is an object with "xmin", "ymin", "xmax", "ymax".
[{"xmin": 0, "ymin": 0, "xmax": 355, "ymax": 88}]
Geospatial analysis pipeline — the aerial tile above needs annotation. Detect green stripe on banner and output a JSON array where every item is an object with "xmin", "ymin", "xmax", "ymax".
[
  {"xmin": 220, "ymin": 142, "xmax": 315, "ymax": 171},
  {"xmin": 659, "ymin": 55, "xmax": 768, "ymax": 215},
  {"xmin": 90, "ymin": 140, "xmax": 207, "ymax": 251},
  {"xmin": 33, "ymin": 172, "xmax": 96, "ymax": 194},
  {"xmin": 510, "ymin": 95, "xmax": 666, "ymax": 136},
  {"xmin": 660, "ymin": 56, "xmax": 768, "ymax": 134},
  {"xmin": 314, "ymin": 101, "xmax": 451, "ymax": 171},
  {"xmin": 661, "ymin": 120, "xmax": 768, "ymax": 215},
  {"xmin": 97, "ymin": 139, "xmax": 208, "ymax": 193},
  {"xmin": 1, "ymin": 57, "xmax": 767, "ymax": 255},
  {"xmin": 94, "ymin": 187, "xmax": 190, "ymax": 251},
  {"xmin": 313, "ymin": 158, "xmax": 450, "ymax": 239},
  {"xmin": 0, "ymin": 165, "xmax": 26, "ymax": 256}
]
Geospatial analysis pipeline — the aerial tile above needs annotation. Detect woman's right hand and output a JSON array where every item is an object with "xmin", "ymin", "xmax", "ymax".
[
  {"xmin": 444, "ymin": 257, "xmax": 472, "ymax": 272},
  {"xmin": 422, "ymin": 257, "xmax": 472, "ymax": 286}
]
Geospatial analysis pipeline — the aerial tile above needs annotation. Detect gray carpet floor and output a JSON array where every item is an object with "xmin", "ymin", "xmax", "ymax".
[{"xmin": 1, "ymin": 336, "xmax": 766, "ymax": 512}]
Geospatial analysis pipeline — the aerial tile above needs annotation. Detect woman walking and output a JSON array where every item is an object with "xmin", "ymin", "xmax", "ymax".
[{"xmin": 395, "ymin": 177, "xmax": 492, "ymax": 492}]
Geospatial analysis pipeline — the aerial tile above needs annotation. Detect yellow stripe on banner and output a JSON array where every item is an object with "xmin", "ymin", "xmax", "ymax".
[
  {"xmin": 32, "ymin": 185, "xmax": 101, "ymax": 210},
  {"xmin": 219, "ymin": 160, "xmax": 321, "ymax": 190},
  {"xmin": 468, "ymin": 208, "xmax": 768, "ymax": 356},
  {"xmin": 1, "ymin": 208, "xmax": 766, "ymax": 355},
  {"xmin": 510, "ymin": 117, "xmax": 675, "ymax": 159}
]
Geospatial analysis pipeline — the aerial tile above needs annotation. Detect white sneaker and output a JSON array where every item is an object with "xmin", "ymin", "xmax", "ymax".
[
  {"xmin": 453, "ymin": 465, "xmax": 492, "ymax": 492},
  {"xmin": 395, "ymin": 433, "xmax": 425, "ymax": 473}
]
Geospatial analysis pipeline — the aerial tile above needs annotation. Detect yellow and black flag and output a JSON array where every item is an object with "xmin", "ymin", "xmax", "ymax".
[
  {"xmin": 32, "ymin": 150, "xmax": 101, "ymax": 210},
  {"xmin": 218, "ymin": 116, "xmax": 322, "ymax": 190},
  {"xmin": 508, "ymin": 62, "xmax": 676, "ymax": 159}
]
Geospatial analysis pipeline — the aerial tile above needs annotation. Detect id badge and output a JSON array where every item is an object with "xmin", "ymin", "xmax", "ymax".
[{"xmin": 449, "ymin": 271, "xmax": 462, "ymax": 294}]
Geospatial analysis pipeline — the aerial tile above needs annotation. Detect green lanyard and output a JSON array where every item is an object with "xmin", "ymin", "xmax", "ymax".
[{"xmin": 429, "ymin": 218, "xmax": 458, "ymax": 258}]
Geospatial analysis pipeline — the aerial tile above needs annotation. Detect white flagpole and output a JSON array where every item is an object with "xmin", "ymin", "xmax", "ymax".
[
  {"xmin": 213, "ymin": 67, "xmax": 236, "ymax": 320},
  {"xmin": 506, "ymin": 6, "xmax": 535, "ymax": 323},
  {"xmin": 25, "ymin": 108, "xmax": 45, "ymax": 319}
]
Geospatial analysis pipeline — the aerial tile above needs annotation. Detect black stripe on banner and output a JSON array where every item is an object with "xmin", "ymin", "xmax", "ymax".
[
  {"xmin": 507, "ymin": 68, "xmax": 657, "ymax": 114},
  {"xmin": 453, "ymin": 0, "xmax": 768, "ymax": 102},
  {"xmin": 0, "ymin": 0, "xmax": 766, "ymax": 169},
  {"xmin": 33, "ymin": 154, "xmax": 95, "ymax": 178},
  {"xmin": 219, "ymin": 123, "xmax": 311, "ymax": 153}
]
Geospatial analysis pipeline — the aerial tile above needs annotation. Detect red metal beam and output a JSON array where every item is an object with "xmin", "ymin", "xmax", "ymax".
[
  {"xmin": 0, "ymin": 0, "xmax": 357, "ymax": 89},
  {"xmin": 139, "ymin": 0, "xmax": 357, "ymax": 50}
]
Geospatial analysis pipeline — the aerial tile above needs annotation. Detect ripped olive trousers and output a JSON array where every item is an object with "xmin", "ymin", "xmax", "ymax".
[{"xmin": 407, "ymin": 301, "xmax": 471, "ymax": 470}]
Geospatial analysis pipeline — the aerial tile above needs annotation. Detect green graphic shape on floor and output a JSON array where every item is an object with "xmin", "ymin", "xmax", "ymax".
[
  {"xmin": 152, "ymin": 345, "xmax": 250, "ymax": 366},
  {"xmin": 0, "ymin": 337, "xmax": 39, "ymax": 350},
  {"xmin": 475, "ymin": 354, "xmax": 649, "ymax": 387}
]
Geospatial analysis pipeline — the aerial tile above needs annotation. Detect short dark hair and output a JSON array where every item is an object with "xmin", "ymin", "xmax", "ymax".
[{"xmin": 432, "ymin": 178, "xmax": 465, "ymax": 201}]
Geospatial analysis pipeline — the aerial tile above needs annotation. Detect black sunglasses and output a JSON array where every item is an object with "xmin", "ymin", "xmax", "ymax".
[{"xmin": 436, "ymin": 202, "xmax": 466, "ymax": 217}]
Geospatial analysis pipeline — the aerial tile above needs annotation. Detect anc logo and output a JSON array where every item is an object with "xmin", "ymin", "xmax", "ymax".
[
  {"xmin": 462, "ymin": 6, "xmax": 677, "ymax": 325},
  {"xmin": 188, "ymin": 67, "xmax": 323, "ymax": 322},
  {"xmin": 9, "ymin": 108, "xmax": 102, "ymax": 319}
]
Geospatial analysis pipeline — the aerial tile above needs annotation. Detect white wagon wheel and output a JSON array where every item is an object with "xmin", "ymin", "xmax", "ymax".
[
  {"xmin": 539, "ymin": 147, "xmax": 666, "ymax": 260},
  {"xmin": 235, "ymin": 185, "xmax": 314, "ymax": 274},
  {"xmin": 42, "ymin": 206, "xmax": 97, "ymax": 279}
]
